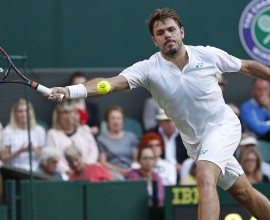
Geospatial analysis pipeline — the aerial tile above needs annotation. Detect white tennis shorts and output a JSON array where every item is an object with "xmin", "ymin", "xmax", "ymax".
[{"xmin": 184, "ymin": 118, "xmax": 244, "ymax": 190}]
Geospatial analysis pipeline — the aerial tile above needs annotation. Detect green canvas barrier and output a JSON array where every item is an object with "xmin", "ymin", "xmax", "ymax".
[
  {"xmin": 5, "ymin": 180, "xmax": 149, "ymax": 220},
  {"xmin": 0, "ymin": 205, "xmax": 8, "ymax": 220},
  {"xmin": 85, "ymin": 180, "xmax": 148, "ymax": 220}
]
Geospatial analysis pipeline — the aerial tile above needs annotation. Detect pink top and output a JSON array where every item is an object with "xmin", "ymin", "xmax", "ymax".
[
  {"xmin": 47, "ymin": 125, "xmax": 99, "ymax": 175},
  {"xmin": 70, "ymin": 163, "xmax": 113, "ymax": 182},
  {"xmin": 126, "ymin": 169, "xmax": 164, "ymax": 206}
]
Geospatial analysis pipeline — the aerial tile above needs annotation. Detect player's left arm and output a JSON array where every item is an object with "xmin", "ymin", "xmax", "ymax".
[
  {"xmin": 240, "ymin": 59, "xmax": 270, "ymax": 80},
  {"xmin": 50, "ymin": 75, "xmax": 129, "ymax": 102},
  {"xmin": 83, "ymin": 75, "xmax": 129, "ymax": 96}
]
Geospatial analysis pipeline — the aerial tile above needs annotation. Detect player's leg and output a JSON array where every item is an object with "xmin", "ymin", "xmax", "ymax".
[
  {"xmin": 227, "ymin": 174, "xmax": 270, "ymax": 220},
  {"xmin": 196, "ymin": 160, "xmax": 221, "ymax": 220}
]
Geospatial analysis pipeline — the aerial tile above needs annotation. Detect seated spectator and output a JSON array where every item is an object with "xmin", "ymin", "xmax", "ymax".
[
  {"xmin": 240, "ymin": 79, "xmax": 270, "ymax": 140},
  {"xmin": 126, "ymin": 147, "xmax": 164, "ymax": 206},
  {"xmin": 36, "ymin": 146, "xmax": 62, "ymax": 180},
  {"xmin": 64, "ymin": 144, "xmax": 112, "ymax": 182},
  {"xmin": 180, "ymin": 157, "xmax": 194, "ymax": 184},
  {"xmin": 147, "ymin": 108, "xmax": 188, "ymax": 180},
  {"xmin": 47, "ymin": 103, "xmax": 99, "ymax": 180},
  {"xmin": 238, "ymin": 147, "xmax": 269, "ymax": 184},
  {"xmin": 180, "ymin": 161, "xmax": 197, "ymax": 185},
  {"xmin": 216, "ymin": 73, "xmax": 240, "ymax": 117},
  {"xmin": 0, "ymin": 122, "xmax": 2, "ymax": 146},
  {"xmin": 97, "ymin": 106, "xmax": 139, "ymax": 181},
  {"xmin": 236, "ymin": 132, "xmax": 270, "ymax": 180},
  {"xmin": 68, "ymin": 71, "xmax": 101, "ymax": 136},
  {"xmin": 140, "ymin": 132, "xmax": 176, "ymax": 185},
  {"xmin": 235, "ymin": 132, "xmax": 258, "ymax": 157},
  {"xmin": 0, "ymin": 99, "xmax": 46, "ymax": 171},
  {"xmin": 142, "ymin": 97, "xmax": 159, "ymax": 131}
]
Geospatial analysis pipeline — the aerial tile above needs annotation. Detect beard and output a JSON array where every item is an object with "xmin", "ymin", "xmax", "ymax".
[
  {"xmin": 164, "ymin": 48, "xmax": 178, "ymax": 57},
  {"xmin": 162, "ymin": 41, "xmax": 182, "ymax": 58}
]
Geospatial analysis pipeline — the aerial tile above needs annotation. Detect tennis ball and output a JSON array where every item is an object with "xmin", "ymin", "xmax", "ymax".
[{"xmin": 97, "ymin": 81, "xmax": 111, "ymax": 94}]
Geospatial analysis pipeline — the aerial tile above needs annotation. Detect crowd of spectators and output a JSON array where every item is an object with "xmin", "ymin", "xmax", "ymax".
[{"xmin": 0, "ymin": 72, "xmax": 270, "ymax": 206}]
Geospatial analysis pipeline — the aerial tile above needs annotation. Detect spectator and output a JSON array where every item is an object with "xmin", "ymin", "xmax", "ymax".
[
  {"xmin": 97, "ymin": 105, "xmax": 139, "ymax": 181},
  {"xmin": 238, "ymin": 147, "xmax": 269, "ymax": 184},
  {"xmin": 179, "ymin": 157, "xmax": 194, "ymax": 184},
  {"xmin": 140, "ymin": 132, "xmax": 177, "ymax": 185},
  {"xmin": 64, "ymin": 144, "xmax": 112, "ymax": 182},
  {"xmin": 180, "ymin": 161, "xmax": 197, "ymax": 185},
  {"xmin": 0, "ymin": 99, "xmax": 46, "ymax": 171},
  {"xmin": 147, "ymin": 108, "xmax": 188, "ymax": 180},
  {"xmin": 0, "ymin": 122, "xmax": 2, "ymax": 147},
  {"xmin": 216, "ymin": 74, "xmax": 240, "ymax": 117},
  {"xmin": 236, "ymin": 132, "xmax": 270, "ymax": 180},
  {"xmin": 36, "ymin": 146, "xmax": 62, "ymax": 180},
  {"xmin": 241, "ymin": 79, "xmax": 270, "ymax": 140},
  {"xmin": 143, "ymin": 97, "xmax": 159, "ymax": 131},
  {"xmin": 47, "ymin": 103, "xmax": 98, "ymax": 180},
  {"xmin": 68, "ymin": 71, "xmax": 101, "ymax": 136},
  {"xmin": 126, "ymin": 147, "xmax": 164, "ymax": 206}
]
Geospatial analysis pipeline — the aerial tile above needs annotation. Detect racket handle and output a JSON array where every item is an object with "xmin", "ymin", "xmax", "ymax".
[{"xmin": 37, "ymin": 84, "xmax": 64, "ymax": 100}]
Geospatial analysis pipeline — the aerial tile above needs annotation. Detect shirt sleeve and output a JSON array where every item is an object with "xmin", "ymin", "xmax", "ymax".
[
  {"xmin": 119, "ymin": 60, "xmax": 149, "ymax": 90},
  {"xmin": 207, "ymin": 46, "xmax": 241, "ymax": 73}
]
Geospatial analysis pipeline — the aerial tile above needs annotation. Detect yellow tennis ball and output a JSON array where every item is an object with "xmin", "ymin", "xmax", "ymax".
[{"xmin": 97, "ymin": 81, "xmax": 111, "ymax": 94}]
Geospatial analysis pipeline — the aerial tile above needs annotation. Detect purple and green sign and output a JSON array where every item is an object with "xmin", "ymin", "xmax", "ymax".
[{"xmin": 239, "ymin": 0, "xmax": 270, "ymax": 65}]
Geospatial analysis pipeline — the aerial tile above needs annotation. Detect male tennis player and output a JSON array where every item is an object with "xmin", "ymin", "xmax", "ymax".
[{"xmin": 50, "ymin": 8, "xmax": 270, "ymax": 220}]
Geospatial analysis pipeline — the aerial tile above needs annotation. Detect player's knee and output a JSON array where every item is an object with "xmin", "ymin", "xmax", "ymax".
[
  {"xmin": 196, "ymin": 169, "xmax": 217, "ymax": 191},
  {"xmin": 196, "ymin": 162, "xmax": 219, "ymax": 190}
]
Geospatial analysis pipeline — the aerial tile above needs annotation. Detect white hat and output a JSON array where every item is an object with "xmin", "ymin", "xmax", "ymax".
[
  {"xmin": 239, "ymin": 136, "xmax": 257, "ymax": 146},
  {"xmin": 216, "ymin": 74, "xmax": 227, "ymax": 85},
  {"xmin": 156, "ymin": 108, "xmax": 169, "ymax": 120}
]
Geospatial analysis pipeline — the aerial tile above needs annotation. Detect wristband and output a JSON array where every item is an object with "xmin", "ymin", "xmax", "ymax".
[{"xmin": 66, "ymin": 84, "xmax": 87, "ymax": 99}]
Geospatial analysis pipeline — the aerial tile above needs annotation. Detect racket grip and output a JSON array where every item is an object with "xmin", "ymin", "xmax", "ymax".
[{"xmin": 37, "ymin": 84, "xmax": 64, "ymax": 100}]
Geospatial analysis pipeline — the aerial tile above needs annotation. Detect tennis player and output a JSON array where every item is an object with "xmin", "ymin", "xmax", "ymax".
[{"xmin": 50, "ymin": 8, "xmax": 270, "ymax": 220}]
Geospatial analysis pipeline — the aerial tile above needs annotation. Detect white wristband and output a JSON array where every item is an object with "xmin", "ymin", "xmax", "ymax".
[{"xmin": 66, "ymin": 84, "xmax": 87, "ymax": 99}]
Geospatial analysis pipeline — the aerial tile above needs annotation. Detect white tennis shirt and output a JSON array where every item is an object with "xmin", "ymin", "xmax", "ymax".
[{"xmin": 120, "ymin": 45, "xmax": 241, "ymax": 146}]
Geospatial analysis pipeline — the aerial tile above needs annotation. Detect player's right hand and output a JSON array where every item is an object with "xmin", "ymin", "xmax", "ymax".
[{"xmin": 48, "ymin": 87, "xmax": 70, "ymax": 102}]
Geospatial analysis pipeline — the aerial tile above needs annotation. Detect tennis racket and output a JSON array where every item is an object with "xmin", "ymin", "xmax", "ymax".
[{"xmin": 0, "ymin": 47, "xmax": 63, "ymax": 99}]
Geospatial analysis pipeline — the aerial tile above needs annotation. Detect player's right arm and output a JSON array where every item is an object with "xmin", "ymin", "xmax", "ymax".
[{"xmin": 50, "ymin": 75, "xmax": 129, "ymax": 102}]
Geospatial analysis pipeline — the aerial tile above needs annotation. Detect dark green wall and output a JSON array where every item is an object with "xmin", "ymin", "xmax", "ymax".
[{"xmin": 1, "ymin": 0, "xmax": 250, "ymax": 68}]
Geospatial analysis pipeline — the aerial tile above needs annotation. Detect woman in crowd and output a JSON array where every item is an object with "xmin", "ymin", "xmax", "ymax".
[
  {"xmin": 126, "ymin": 147, "xmax": 164, "ymax": 206},
  {"xmin": 238, "ymin": 147, "xmax": 269, "ymax": 184},
  {"xmin": 64, "ymin": 144, "xmax": 112, "ymax": 182},
  {"xmin": 0, "ymin": 122, "xmax": 2, "ymax": 147},
  {"xmin": 0, "ymin": 99, "xmax": 46, "ymax": 171},
  {"xmin": 47, "ymin": 103, "xmax": 99, "ymax": 179},
  {"xmin": 36, "ymin": 146, "xmax": 62, "ymax": 180},
  {"xmin": 97, "ymin": 106, "xmax": 139, "ymax": 181},
  {"xmin": 140, "ymin": 132, "xmax": 176, "ymax": 185},
  {"xmin": 180, "ymin": 161, "xmax": 197, "ymax": 185},
  {"xmin": 68, "ymin": 71, "xmax": 101, "ymax": 136}
]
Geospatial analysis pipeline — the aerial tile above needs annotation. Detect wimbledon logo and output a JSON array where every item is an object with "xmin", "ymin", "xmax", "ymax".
[{"xmin": 239, "ymin": 0, "xmax": 270, "ymax": 65}]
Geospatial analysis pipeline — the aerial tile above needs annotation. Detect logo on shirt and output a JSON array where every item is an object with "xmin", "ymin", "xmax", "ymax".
[
  {"xmin": 239, "ymin": 0, "xmax": 270, "ymax": 65},
  {"xmin": 199, "ymin": 149, "xmax": 208, "ymax": 155},
  {"xmin": 195, "ymin": 63, "xmax": 203, "ymax": 68}
]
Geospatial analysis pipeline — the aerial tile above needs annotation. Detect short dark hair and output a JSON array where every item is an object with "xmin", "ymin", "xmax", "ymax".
[
  {"xmin": 104, "ymin": 105, "xmax": 125, "ymax": 122},
  {"xmin": 68, "ymin": 71, "xmax": 87, "ymax": 85},
  {"xmin": 146, "ymin": 8, "xmax": 183, "ymax": 36}
]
